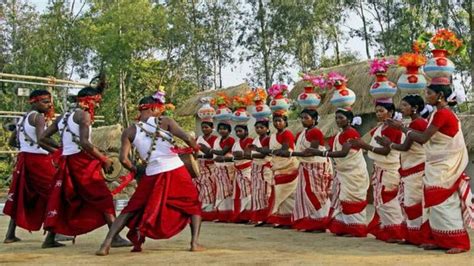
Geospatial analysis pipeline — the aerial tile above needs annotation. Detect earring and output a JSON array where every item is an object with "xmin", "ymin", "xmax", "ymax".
[{"xmin": 413, "ymin": 109, "xmax": 417, "ymax": 114}]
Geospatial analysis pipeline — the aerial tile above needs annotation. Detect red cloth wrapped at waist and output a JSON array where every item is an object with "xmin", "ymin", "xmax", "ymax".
[
  {"xmin": 122, "ymin": 166, "xmax": 201, "ymax": 250},
  {"xmin": 3, "ymin": 152, "xmax": 57, "ymax": 231}
]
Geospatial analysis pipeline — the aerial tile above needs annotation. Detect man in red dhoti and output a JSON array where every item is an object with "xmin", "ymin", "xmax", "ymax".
[
  {"xmin": 3, "ymin": 90, "xmax": 64, "ymax": 248},
  {"xmin": 96, "ymin": 94, "xmax": 203, "ymax": 256},
  {"xmin": 40, "ymin": 80, "xmax": 130, "ymax": 247}
]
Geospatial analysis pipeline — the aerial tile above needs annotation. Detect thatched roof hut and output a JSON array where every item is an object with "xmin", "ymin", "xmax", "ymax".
[
  {"xmin": 91, "ymin": 124, "xmax": 123, "ymax": 153},
  {"xmin": 176, "ymin": 83, "xmax": 252, "ymax": 116},
  {"xmin": 289, "ymin": 58, "xmax": 404, "ymax": 116}
]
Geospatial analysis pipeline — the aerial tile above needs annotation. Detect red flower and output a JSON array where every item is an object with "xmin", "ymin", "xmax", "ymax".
[
  {"xmin": 407, "ymin": 75, "xmax": 418, "ymax": 83},
  {"xmin": 256, "ymin": 106, "xmax": 263, "ymax": 112},
  {"xmin": 372, "ymin": 83, "xmax": 380, "ymax": 89},
  {"xmin": 300, "ymin": 94, "xmax": 308, "ymax": 100},
  {"xmin": 271, "ymin": 100, "xmax": 276, "ymax": 105},
  {"xmin": 236, "ymin": 112, "xmax": 241, "ymax": 117},
  {"xmin": 216, "ymin": 110, "xmax": 221, "ymax": 114}
]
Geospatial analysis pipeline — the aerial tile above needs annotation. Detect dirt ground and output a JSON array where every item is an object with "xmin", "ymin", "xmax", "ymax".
[{"xmin": 0, "ymin": 213, "xmax": 473, "ymax": 266}]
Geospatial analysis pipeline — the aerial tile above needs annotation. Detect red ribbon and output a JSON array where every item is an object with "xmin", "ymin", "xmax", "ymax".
[
  {"xmin": 111, "ymin": 172, "xmax": 135, "ymax": 196},
  {"xmin": 78, "ymin": 95, "xmax": 102, "ymax": 122}
]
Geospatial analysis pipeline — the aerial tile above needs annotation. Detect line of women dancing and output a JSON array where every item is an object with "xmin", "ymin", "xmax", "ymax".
[{"xmin": 193, "ymin": 81, "xmax": 473, "ymax": 254}]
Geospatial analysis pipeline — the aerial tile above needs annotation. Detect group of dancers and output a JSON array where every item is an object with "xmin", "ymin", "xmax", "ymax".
[
  {"xmin": 3, "ymin": 82, "xmax": 204, "ymax": 255},
  {"xmin": 193, "ymin": 75, "xmax": 473, "ymax": 254},
  {"xmin": 2, "ymin": 71, "xmax": 472, "ymax": 256}
]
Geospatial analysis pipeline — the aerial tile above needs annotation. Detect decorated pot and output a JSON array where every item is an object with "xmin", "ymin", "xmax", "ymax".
[
  {"xmin": 232, "ymin": 107, "xmax": 251, "ymax": 123},
  {"xmin": 197, "ymin": 98, "xmax": 216, "ymax": 122},
  {"xmin": 330, "ymin": 84, "xmax": 356, "ymax": 108},
  {"xmin": 214, "ymin": 104, "xmax": 233, "ymax": 121},
  {"xmin": 250, "ymin": 100, "xmax": 272, "ymax": 120},
  {"xmin": 424, "ymin": 49, "xmax": 455, "ymax": 78},
  {"xmin": 369, "ymin": 74, "xmax": 397, "ymax": 100},
  {"xmin": 269, "ymin": 94, "xmax": 291, "ymax": 112},
  {"xmin": 397, "ymin": 66, "xmax": 427, "ymax": 94},
  {"xmin": 297, "ymin": 86, "xmax": 321, "ymax": 109}
]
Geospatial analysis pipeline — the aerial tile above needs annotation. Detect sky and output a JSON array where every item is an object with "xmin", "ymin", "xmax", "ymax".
[{"xmin": 31, "ymin": 0, "xmax": 368, "ymax": 90}]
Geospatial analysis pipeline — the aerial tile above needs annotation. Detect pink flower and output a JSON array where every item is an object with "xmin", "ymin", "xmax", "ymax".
[
  {"xmin": 302, "ymin": 73, "xmax": 328, "ymax": 89},
  {"xmin": 267, "ymin": 84, "xmax": 288, "ymax": 97},
  {"xmin": 369, "ymin": 58, "xmax": 394, "ymax": 75},
  {"xmin": 327, "ymin": 72, "xmax": 348, "ymax": 87}
]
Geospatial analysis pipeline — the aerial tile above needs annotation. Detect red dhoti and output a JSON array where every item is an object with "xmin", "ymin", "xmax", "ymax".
[
  {"xmin": 43, "ymin": 151, "xmax": 115, "ymax": 236},
  {"xmin": 121, "ymin": 166, "xmax": 201, "ymax": 250},
  {"xmin": 3, "ymin": 152, "xmax": 56, "ymax": 231}
]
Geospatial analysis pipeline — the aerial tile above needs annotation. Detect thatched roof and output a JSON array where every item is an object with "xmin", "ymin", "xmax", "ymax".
[
  {"xmin": 289, "ymin": 58, "xmax": 405, "ymax": 116},
  {"xmin": 91, "ymin": 124, "xmax": 123, "ymax": 152},
  {"xmin": 176, "ymin": 83, "xmax": 252, "ymax": 116}
]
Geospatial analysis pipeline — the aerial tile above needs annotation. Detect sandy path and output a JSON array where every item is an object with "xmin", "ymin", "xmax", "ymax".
[{"xmin": 1, "ymin": 215, "xmax": 473, "ymax": 265}]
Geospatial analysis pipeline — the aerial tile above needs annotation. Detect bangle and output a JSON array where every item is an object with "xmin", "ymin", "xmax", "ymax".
[
  {"xmin": 250, "ymin": 153, "xmax": 253, "ymax": 159},
  {"xmin": 406, "ymin": 130, "xmax": 413, "ymax": 137},
  {"xmin": 389, "ymin": 143, "xmax": 395, "ymax": 149},
  {"xmin": 325, "ymin": 151, "xmax": 329, "ymax": 157},
  {"xmin": 371, "ymin": 147, "xmax": 375, "ymax": 152},
  {"xmin": 270, "ymin": 149, "xmax": 274, "ymax": 154},
  {"xmin": 209, "ymin": 149, "xmax": 214, "ymax": 154},
  {"xmin": 289, "ymin": 151, "xmax": 293, "ymax": 157}
]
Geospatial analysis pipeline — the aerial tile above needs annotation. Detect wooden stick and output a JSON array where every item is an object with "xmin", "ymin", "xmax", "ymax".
[
  {"xmin": 0, "ymin": 79, "xmax": 85, "ymax": 88},
  {"xmin": 0, "ymin": 72, "xmax": 89, "ymax": 86}
]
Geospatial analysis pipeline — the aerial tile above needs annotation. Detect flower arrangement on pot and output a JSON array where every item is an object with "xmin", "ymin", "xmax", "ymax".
[
  {"xmin": 231, "ymin": 95, "xmax": 252, "ymax": 123},
  {"xmin": 327, "ymin": 72, "xmax": 356, "ymax": 108},
  {"xmin": 249, "ymin": 88, "xmax": 271, "ymax": 121},
  {"xmin": 297, "ymin": 73, "xmax": 326, "ymax": 109},
  {"xmin": 397, "ymin": 52, "xmax": 428, "ymax": 93},
  {"xmin": 268, "ymin": 84, "xmax": 291, "ymax": 112},
  {"xmin": 212, "ymin": 92, "xmax": 232, "ymax": 121},
  {"xmin": 369, "ymin": 58, "xmax": 397, "ymax": 100},
  {"xmin": 417, "ymin": 28, "xmax": 464, "ymax": 78}
]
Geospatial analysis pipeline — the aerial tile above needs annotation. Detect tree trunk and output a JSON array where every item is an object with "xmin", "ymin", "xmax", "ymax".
[
  {"xmin": 359, "ymin": 0, "xmax": 371, "ymax": 59},
  {"xmin": 334, "ymin": 29, "xmax": 340, "ymax": 65},
  {"xmin": 118, "ymin": 70, "xmax": 124, "ymax": 124},
  {"xmin": 257, "ymin": 0, "xmax": 270, "ymax": 89},
  {"xmin": 190, "ymin": 0, "xmax": 201, "ymax": 91},
  {"xmin": 218, "ymin": 41, "xmax": 223, "ymax": 89},
  {"xmin": 121, "ymin": 71, "xmax": 130, "ymax": 127},
  {"xmin": 372, "ymin": 2, "xmax": 387, "ymax": 55}
]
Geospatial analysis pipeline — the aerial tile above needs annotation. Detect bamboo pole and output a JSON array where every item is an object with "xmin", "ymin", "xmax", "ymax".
[
  {"xmin": 0, "ymin": 72, "xmax": 89, "ymax": 86},
  {"xmin": 0, "ymin": 79, "xmax": 85, "ymax": 88}
]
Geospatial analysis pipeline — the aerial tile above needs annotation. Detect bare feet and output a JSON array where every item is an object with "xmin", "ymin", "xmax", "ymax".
[
  {"xmin": 41, "ymin": 241, "xmax": 66, "ymax": 249},
  {"xmin": 95, "ymin": 245, "xmax": 110, "ymax": 256},
  {"xmin": 3, "ymin": 236, "xmax": 21, "ymax": 244},
  {"xmin": 446, "ymin": 248, "xmax": 468, "ymax": 254},
  {"xmin": 131, "ymin": 246, "xmax": 142, "ymax": 252},
  {"xmin": 190, "ymin": 243, "xmax": 206, "ymax": 252},
  {"xmin": 111, "ymin": 236, "xmax": 132, "ymax": 248}
]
